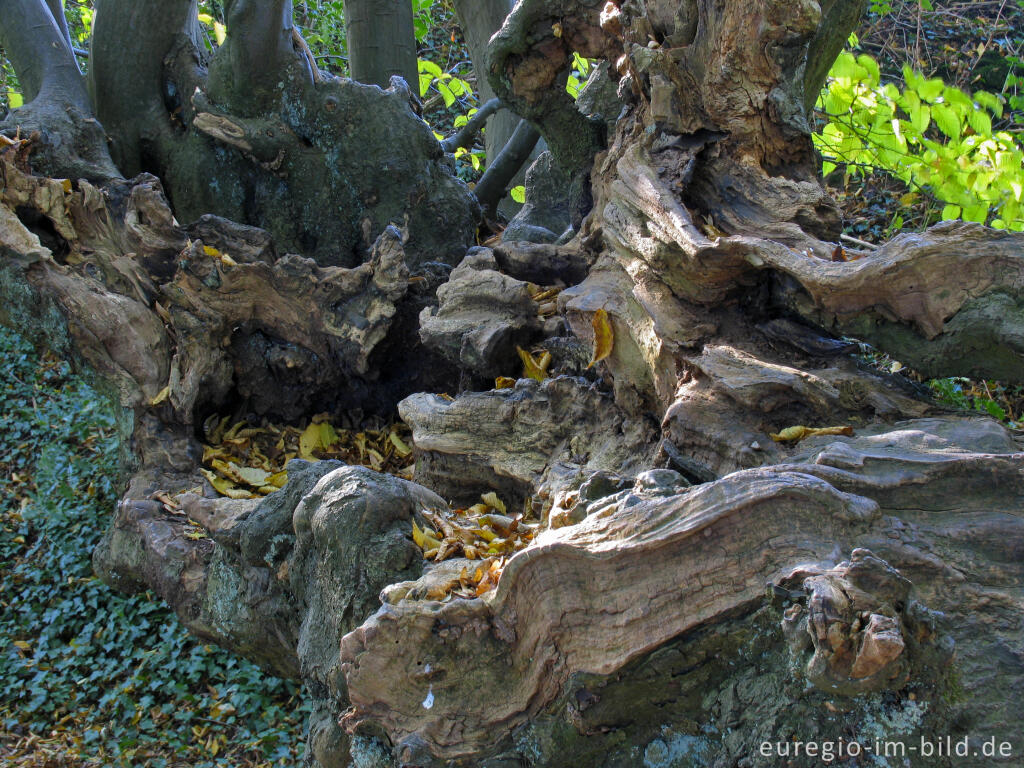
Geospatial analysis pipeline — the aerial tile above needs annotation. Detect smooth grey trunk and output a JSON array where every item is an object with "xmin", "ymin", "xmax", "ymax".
[
  {"xmin": 453, "ymin": 0, "xmax": 542, "ymax": 217},
  {"xmin": 452, "ymin": 0, "xmax": 517, "ymax": 167},
  {"xmin": 473, "ymin": 118, "xmax": 541, "ymax": 218},
  {"xmin": 44, "ymin": 0, "xmax": 74, "ymax": 55},
  {"xmin": 0, "ymin": 0, "xmax": 84, "ymax": 107},
  {"xmin": 89, "ymin": 0, "xmax": 201, "ymax": 175},
  {"xmin": 342, "ymin": 0, "xmax": 417, "ymax": 90}
]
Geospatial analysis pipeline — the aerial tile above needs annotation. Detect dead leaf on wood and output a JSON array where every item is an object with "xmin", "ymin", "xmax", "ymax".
[
  {"xmin": 769, "ymin": 425, "xmax": 855, "ymax": 443},
  {"xmin": 409, "ymin": 492, "xmax": 540, "ymax": 598},
  {"xmin": 148, "ymin": 385, "xmax": 170, "ymax": 406},
  {"xmin": 197, "ymin": 412, "xmax": 416, "ymax": 500},
  {"xmin": 518, "ymin": 346, "xmax": 552, "ymax": 382},
  {"xmin": 587, "ymin": 308, "xmax": 614, "ymax": 369},
  {"xmin": 495, "ymin": 376, "xmax": 516, "ymax": 390}
]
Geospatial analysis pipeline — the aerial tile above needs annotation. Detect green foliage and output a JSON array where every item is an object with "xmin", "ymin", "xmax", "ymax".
[
  {"xmin": 411, "ymin": 0, "xmax": 436, "ymax": 42},
  {"xmin": 198, "ymin": 11, "xmax": 228, "ymax": 48},
  {"xmin": 566, "ymin": 52, "xmax": 592, "ymax": 100},
  {"xmin": 509, "ymin": 185, "xmax": 526, "ymax": 204},
  {"xmin": 417, "ymin": 57, "xmax": 473, "ymax": 108},
  {"xmin": 816, "ymin": 50, "xmax": 1024, "ymax": 230},
  {"xmin": 869, "ymin": 0, "xmax": 933, "ymax": 14},
  {"xmin": 294, "ymin": 0, "xmax": 348, "ymax": 74},
  {"xmin": 928, "ymin": 376, "xmax": 1020, "ymax": 426},
  {"xmin": 0, "ymin": 327, "xmax": 307, "ymax": 766},
  {"xmin": 450, "ymin": 108, "xmax": 486, "ymax": 171}
]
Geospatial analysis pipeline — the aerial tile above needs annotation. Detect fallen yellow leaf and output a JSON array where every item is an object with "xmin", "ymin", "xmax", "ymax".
[
  {"xmin": 298, "ymin": 422, "xmax": 322, "ymax": 460},
  {"xmin": 388, "ymin": 430, "xmax": 412, "ymax": 457},
  {"xmin": 201, "ymin": 468, "xmax": 256, "ymax": 499},
  {"xmin": 149, "ymin": 385, "xmax": 170, "ymax": 406},
  {"xmin": 494, "ymin": 376, "xmax": 516, "ymax": 390},
  {"xmin": 587, "ymin": 308, "xmax": 614, "ymax": 369},
  {"xmin": 517, "ymin": 346, "xmax": 551, "ymax": 382},
  {"xmin": 480, "ymin": 492, "xmax": 506, "ymax": 515},
  {"xmin": 770, "ymin": 425, "xmax": 854, "ymax": 443}
]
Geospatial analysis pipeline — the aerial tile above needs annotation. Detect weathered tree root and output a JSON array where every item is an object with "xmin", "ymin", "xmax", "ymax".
[{"xmin": 337, "ymin": 417, "xmax": 1020, "ymax": 764}]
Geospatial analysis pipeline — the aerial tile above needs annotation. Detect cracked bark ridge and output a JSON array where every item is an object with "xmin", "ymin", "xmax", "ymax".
[
  {"xmin": 781, "ymin": 548, "xmax": 938, "ymax": 696},
  {"xmin": 398, "ymin": 376, "xmax": 657, "ymax": 506},
  {"xmin": 4, "ymin": 1, "xmax": 1024, "ymax": 766},
  {"xmin": 0, "ymin": 152, "xmax": 427, "ymax": 428},
  {"xmin": 0, "ymin": 144, "xmax": 462, "ymax": 688},
  {"xmin": 486, "ymin": 0, "xmax": 625, "ymax": 225},
  {"xmin": 0, "ymin": 0, "xmax": 120, "ymax": 181}
]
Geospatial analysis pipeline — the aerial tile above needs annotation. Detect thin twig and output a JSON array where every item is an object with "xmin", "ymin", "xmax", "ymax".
[{"xmin": 840, "ymin": 232, "xmax": 881, "ymax": 250}]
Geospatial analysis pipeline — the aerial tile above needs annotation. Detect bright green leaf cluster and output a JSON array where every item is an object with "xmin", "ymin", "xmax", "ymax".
[
  {"xmin": 816, "ymin": 51, "xmax": 1024, "ymax": 231},
  {"xmin": 418, "ymin": 58, "xmax": 473, "ymax": 108},
  {"xmin": 566, "ymin": 52, "xmax": 593, "ymax": 100}
]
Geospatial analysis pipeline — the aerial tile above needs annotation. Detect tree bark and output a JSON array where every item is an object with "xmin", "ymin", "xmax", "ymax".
[
  {"xmin": 343, "ymin": 0, "xmax": 418, "ymax": 90},
  {"xmin": 0, "ymin": 0, "xmax": 119, "ymax": 180},
  {"xmin": 472, "ymin": 118, "xmax": 541, "ymax": 218},
  {"xmin": 83, "ymin": 0, "xmax": 477, "ymax": 267},
  {"xmin": 3, "ymin": 0, "xmax": 1024, "ymax": 767}
]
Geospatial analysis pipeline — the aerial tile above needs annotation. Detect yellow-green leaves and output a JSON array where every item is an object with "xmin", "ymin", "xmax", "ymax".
[
  {"xmin": 418, "ymin": 58, "xmax": 472, "ymax": 107},
  {"xmin": 816, "ymin": 51, "xmax": 1024, "ymax": 231},
  {"xmin": 148, "ymin": 385, "xmax": 171, "ymax": 406},
  {"xmin": 200, "ymin": 415, "xmax": 415, "ymax": 499},
  {"xmin": 299, "ymin": 420, "xmax": 340, "ymax": 461},
  {"xmin": 408, "ymin": 493, "xmax": 539, "ymax": 600},
  {"xmin": 198, "ymin": 13, "xmax": 227, "ymax": 46}
]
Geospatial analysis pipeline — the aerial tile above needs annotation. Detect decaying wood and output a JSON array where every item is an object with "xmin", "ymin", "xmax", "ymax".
[
  {"xmin": 339, "ymin": 417, "xmax": 1022, "ymax": 761},
  {"xmin": 418, "ymin": 247, "xmax": 542, "ymax": 378}
]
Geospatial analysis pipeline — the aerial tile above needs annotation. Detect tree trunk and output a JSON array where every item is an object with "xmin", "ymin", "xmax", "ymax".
[
  {"xmin": 3, "ymin": 0, "xmax": 1024, "ymax": 767},
  {"xmin": 343, "ymin": 0, "xmax": 418, "ymax": 91},
  {"xmin": 84, "ymin": 0, "xmax": 476, "ymax": 268},
  {"xmin": 0, "ymin": 0, "xmax": 119, "ymax": 180}
]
